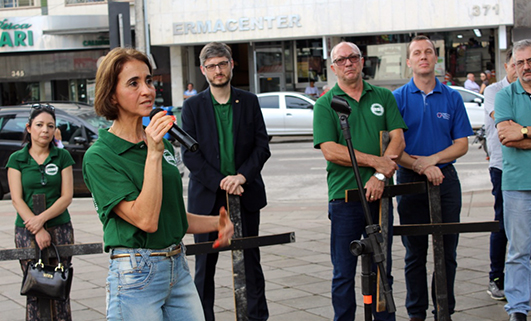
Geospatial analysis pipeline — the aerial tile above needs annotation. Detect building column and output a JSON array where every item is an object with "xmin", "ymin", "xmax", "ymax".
[
  {"xmin": 170, "ymin": 46, "xmax": 184, "ymax": 108},
  {"xmin": 326, "ymin": 37, "xmax": 342, "ymax": 89}
]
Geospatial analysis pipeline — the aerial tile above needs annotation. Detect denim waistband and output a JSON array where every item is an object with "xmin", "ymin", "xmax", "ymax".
[{"xmin": 110, "ymin": 243, "xmax": 184, "ymax": 259}]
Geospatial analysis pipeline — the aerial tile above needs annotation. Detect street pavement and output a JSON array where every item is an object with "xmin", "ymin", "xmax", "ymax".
[{"xmin": 0, "ymin": 141, "xmax": 512, "ymax": 320}]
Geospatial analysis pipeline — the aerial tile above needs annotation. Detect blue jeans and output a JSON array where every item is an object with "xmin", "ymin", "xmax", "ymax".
[
  {"xmin": 107, "ymin": 244, "xmax": 204, "ymax": 321},
  {"xmin": 397, "ymin": 165, "xmax": 461, "ymax": 320},
  {"xmin": 329, "ymin": 199, "xmax": 395, "ymax": 321},
  {"xmin": 489, "ymin": 167, "xmax": 507, "ymax": 282},
  {"xmin": 503, "ymin": 190, "xmax": 531, "ymax": 315}
]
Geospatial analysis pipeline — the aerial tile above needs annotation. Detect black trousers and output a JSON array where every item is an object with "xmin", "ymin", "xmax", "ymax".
[{"xmin": 194, "ymin": 189, "xmax": 269, "ymax": 321}]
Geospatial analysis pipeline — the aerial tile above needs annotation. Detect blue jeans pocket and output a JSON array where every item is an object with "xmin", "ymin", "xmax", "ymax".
[{"xmin": 112, "ymin": 256, "xmax": 154, "ymax": 290}]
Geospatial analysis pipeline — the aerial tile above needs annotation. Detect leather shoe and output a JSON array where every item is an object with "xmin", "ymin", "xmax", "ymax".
[
  {"xmin": 509, "ymin": 312, "xmax": 527, "ymax": 321},
  {"xmin": 409, "ymin": 318, "xmax": 424, "ymax": 321}
]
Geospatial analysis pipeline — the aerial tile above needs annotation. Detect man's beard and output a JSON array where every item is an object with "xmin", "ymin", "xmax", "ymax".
[
  {"xmin": 211, "ymin": 78, "xmax": 231, "ymax": 88},
  {"xmin": 207, "ymin": 71, "xmax": 233, "ymax": 88}
]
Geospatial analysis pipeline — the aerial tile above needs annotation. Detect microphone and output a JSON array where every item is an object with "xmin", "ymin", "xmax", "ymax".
[
  {"xmin": 149, "ymin": 108, "xmax": 199, "ymax": 152},
  {"xmin": 330, "ymin": 96, "xmax": 352, "ymax": 116}
]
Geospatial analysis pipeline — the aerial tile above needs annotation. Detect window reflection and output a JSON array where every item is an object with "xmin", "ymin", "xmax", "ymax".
[{"xmin": 296, "ymin": 39, "xmax": 326, "ymax": 83}]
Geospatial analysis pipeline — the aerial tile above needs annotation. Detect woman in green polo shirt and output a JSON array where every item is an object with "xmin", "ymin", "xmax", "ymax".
[
  {"xmin": 82, "ymin": 47, "xmax": 233, "ymax": 321},
  {"xmin": 7, "ymin": 104, "xmax": 75, "ymax": 320}
]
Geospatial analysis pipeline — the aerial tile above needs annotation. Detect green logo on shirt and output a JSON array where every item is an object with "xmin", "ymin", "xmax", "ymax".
[
  {"xmin": 370, "ymin": 103, "xmax": 384, "ymax": 116},
  {"xmin": 163, "ymin": 150, "xmax": 177, "ymax": 167},
  {"xmin": 44, "ymin": 164, "xmax": 59, "ymax": 176}
]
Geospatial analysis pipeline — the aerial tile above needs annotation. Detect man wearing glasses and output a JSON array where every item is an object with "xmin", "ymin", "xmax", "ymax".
[
  {"xmin": 495, "ymin": 39, "xmax": 531, "ymax": 321},
  {"xmin": 393, "ymin": 36, "xmax": 473, "ymax": 321},
  {"xmin": 181, "ymin": 42, "xmax": 270, "ymax": 321},
  {"xmin": 313, "ymin": 41, "xmax": 407, "ymax": 321}
]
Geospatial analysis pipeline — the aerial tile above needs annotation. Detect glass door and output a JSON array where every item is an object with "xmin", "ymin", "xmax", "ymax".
[
  {"xmin": 258, "ymin": 73, "xmax": 285, "ymax": 93},
  {"xmin": 256, "ymin": 46, "xmax": 286, "ymax": 93}
]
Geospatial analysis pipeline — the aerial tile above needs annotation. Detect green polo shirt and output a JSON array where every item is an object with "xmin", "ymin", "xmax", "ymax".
[
  {"xmin": 313, "ymin": 81, "xmax": 408, "ymax": 201},
  {"xmin": 82, "ymin": 129, "xmax": 188, "ymax": 252},
  {"xmin": 212, "ymin": 94, "xmax": 236, "ymax": 176},
  {"xmin": 495, "ymin": 79, "xmax": 531, "ymax": 191},
  {"xmin": 7, "ymin": 145, "xmax": 74, "ymax": 227}
]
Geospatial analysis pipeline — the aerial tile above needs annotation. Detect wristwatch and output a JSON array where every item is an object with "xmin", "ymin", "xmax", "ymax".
[
  {"xmin": 522, "ymin": 126, "xmax": 528, "ymax": 139},
  {"xmin": 373, "ymin": 172, "xmax": 386, "ymax": 181}
]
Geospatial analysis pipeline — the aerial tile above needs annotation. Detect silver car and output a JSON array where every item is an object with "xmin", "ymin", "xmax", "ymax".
[
  {"xmin": 450, "ymin": 86, "xmax": 484, "ymax": 130},
  {"xmin": 257, "ymin": 92, "xmax": 316, "ymax": 138}
]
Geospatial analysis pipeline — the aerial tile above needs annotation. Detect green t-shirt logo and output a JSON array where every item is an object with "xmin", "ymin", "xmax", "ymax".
[
  {"xmin": 371, "ymin": 103, "xmax": 384, "ymax": 116},
  {"xmin": 44, "ymin": 164, "xmax": 59, "ymax": 176},
  {"xmin": 163, "ymin": 149, "xmax": 178, "ymax": 167}
]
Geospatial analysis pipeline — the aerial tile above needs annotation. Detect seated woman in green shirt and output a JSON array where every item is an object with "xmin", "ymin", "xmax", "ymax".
[
  {"xmin": 7, "ymin": 104, "xmax": 75, "ymax": 320},
  {"xmin": 82, "ymin": 47, "xmax": 234, "ymax": 321}
]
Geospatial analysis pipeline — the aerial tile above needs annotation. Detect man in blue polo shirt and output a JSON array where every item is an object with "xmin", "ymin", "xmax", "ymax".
[
  {"xmin": 495, "ymin": 38, "xmax": 531, "ymax": 321},
  {"xmin": 393, "ymin": 36, "xmax": 474, "ymax": 321}
]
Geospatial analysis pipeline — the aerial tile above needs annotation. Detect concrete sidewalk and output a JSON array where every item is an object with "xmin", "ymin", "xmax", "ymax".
[{"xmin": 0, "ymin": 189, "xmax": 509, "ymax": 321}]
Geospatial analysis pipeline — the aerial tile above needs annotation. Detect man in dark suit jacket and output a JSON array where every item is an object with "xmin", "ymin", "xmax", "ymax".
[{"xmin": 181, "ymin": 42, "xmax": 270, "ymax": 321}]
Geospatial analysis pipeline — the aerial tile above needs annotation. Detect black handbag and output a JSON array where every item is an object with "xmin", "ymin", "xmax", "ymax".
[{"xmin": 20, "ymin": 243, "xmax": 73, "ymax": 301}]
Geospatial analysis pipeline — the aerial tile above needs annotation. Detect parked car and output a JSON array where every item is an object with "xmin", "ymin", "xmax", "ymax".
[
  {"xmin": 450, "ymin": 86, "xmax": 485, "ymax": 130},
  {"xmin": 257, "ymin": 92, "xmax": 316, "ymax": 138},
  {"xmin": 0, "ymin": 102, "xmax": 184, "ymax": 199}
]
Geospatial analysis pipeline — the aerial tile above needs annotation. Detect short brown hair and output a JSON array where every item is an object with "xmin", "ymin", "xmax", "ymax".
[
  {"xmin": 407, "ymin": 35, "xmax": 436, "ymax": 59},
  {"xmin": 199, "ymin": 42, "xmax": 232, "ymax": 66},
  {"xmin": 94, "ymin": 47, "xmax": 152, "ymax": 120}
]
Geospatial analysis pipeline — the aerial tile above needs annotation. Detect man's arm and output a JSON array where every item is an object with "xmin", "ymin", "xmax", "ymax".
[
  {"xmin": 498, "ymin": 120, "xmax": 531, "ymax": 149},
  {"xmin": 363, "ymin": 128, "xmax": 405, "ymax": 201},
  {"xmin": 319, "ymin": 142, "xmax": 399, "ymax": 178},
  {"xmin": 397, "ymin": 137, "xmax": 468, "ymax": 186}
]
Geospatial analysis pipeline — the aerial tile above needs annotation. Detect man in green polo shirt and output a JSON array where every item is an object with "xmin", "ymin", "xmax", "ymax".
[
  {"xmin": 313, "ymin": 41, "xmax": 407, "ymax": 321},
  {"xmin": 181, "ymin": 42, "xmax": 271, "ymax": 321},
  {"xmin": 495, "ymin": 38, "xmax": 531, "ymax": 321}
]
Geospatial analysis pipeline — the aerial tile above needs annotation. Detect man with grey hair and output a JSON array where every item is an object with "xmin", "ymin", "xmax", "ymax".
[
  {"xmin": 181, "ymin": 42, "xmax": 270, "ymax": 321},
  {"xmin": 495, "ymin": 38, "xmax": 531, "ymax": 321},
  {"xmin": 464, "ymin": 72, "xmax": 481, "ymax": 93},
  {"xmin": 483, "ymin": 46, "xmax": 517, "ymax": 302},
  {"xmin": 313, "ymin": 41, "xmax": 407, "ymax": 321}
]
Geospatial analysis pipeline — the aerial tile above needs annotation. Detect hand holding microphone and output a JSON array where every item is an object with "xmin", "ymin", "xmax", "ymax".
[{"xmin": 149, "ymin": 108, "xmax": 199, "ymax": 152}]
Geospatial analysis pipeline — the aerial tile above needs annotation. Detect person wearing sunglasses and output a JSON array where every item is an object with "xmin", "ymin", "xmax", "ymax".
[
  {"xmin": 82, "ymin": 47, "xmax": 233, "ymax": 321},
  {"xmin": 6, "ymin": 104, "xmax": 75, "ymax": 320},
  {"xmin": 313, "ymin": 41, "xmax": 407, "ymax": 321},
  {"xmin": 181, "ymin": 42, "xmax": 271, "ymax": 321}
]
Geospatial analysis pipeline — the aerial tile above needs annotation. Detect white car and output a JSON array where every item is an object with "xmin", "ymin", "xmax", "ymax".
[
  {"xmin": 450, "ymin": 86, "xmax": 484, "ymax": 130},
  {"xmin": 257, "ymin": 92, "xmax": 316, "ymax": 138}
]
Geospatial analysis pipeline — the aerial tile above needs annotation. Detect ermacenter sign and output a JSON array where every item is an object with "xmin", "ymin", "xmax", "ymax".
[{"xmin": 173, "ymin": 15, "xmax": 302, "ymax": 35}]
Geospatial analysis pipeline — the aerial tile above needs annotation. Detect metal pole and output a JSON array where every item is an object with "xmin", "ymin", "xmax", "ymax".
[{"xmin": 135, "ymin": 0, "xmax": 146, "ymax": 53}]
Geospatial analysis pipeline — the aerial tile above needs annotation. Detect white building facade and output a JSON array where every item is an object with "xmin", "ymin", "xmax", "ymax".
[{"xmin": 0, "ymin": 0, "xmax": 528, "ymax": 107}]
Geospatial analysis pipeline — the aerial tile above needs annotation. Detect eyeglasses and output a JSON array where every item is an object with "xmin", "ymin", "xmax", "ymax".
[
  {"xmin": 38, "ymin": 165, "xmax": 47, "ymax": 186},
  {"xmin": 203, "ymin": 60, "xmax": 230, "ymax": 72},
  {"xmin": 515, "ymin": 57, "xmax": 531, "ymax": 69},
  {"xmin": 333, "ymin": 55, "xmax": 361, "ymax": 66}
]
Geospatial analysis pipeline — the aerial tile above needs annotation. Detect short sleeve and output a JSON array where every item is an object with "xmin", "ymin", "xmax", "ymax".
[{"xmin": 83, "ymin": 152, "xmax": 140, "ymax": 222}]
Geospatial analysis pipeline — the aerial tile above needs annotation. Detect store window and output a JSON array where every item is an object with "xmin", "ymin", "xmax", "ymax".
[
  {"xmin": 0, "ymin": 0, "xmax": 38, "ymax": 8},
  {"xmin": 296, "ymin": 39, "xmax": 326, "ymax": 83},
  {"xmin": 0, "ymin": 82, "xmax": 39, "ymax": 105},
  {"xmin": 344, "ymin": 30, "xmax": 494, "ymax": 87}
]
